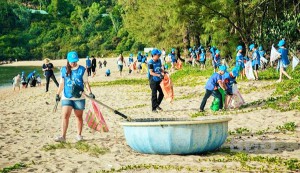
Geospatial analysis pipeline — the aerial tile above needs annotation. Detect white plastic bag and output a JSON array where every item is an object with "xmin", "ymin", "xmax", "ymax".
[
  {"xmin": 229, "ymin": 84, "xmax": 245, "ymax": 109},
  {"xmin": 245, "ymin": 61, "xmax": 255, "ymax": 80},
  {"xmin": 270, "ymin": 45, "xmax": 281, "ymax": 62}
]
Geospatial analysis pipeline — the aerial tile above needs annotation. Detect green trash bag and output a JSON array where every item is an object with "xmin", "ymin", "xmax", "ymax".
[
  {"xmin": 210, "ymin": 98, "xmax": 220, "ymax": 111},
  {"xmin": 219, "ymin": 88, "xmax": 226, "ymax": 106}
]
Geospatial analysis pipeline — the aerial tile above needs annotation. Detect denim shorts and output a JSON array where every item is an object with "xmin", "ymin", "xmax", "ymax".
[{"xmin": 61, "ymin": 99, "xmax": 85, "ymax": 110}]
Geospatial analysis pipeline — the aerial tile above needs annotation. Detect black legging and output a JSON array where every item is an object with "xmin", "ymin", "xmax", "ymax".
[
  {"xmin": 46, "ymin": 74, "xmax": 59, "ymax": 92},
  {"xmin": 200, "ymin": 89, "xmax": 223, "ymax": 111},
  {"xmin": 87, "ymin": 67, "xmax": 92, "ymax": 76},
  {"xmin": 150, "ymin": 80, "xmax": 164, "ymax": 111}
]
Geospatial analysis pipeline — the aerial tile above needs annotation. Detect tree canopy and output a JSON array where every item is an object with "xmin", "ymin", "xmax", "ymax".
[{"xmin": 0, "ymin": 0, "xmax": 299, "ymax": 60}]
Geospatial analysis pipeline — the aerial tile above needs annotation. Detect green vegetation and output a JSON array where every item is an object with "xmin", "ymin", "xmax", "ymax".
[
  {"xmin": 171, "ymin": 66, "xmax": 212, "ymax": 87},
  {"xmin": 208, "ymin": 150, "xmax": 300, "ymax": 171},
  {"xmin": 1, "ymin": 1, "xmax": 299, "ymax": 60},
  {"xmin": 276, "ymin": 122, "xmax": 297, "ymax": 133},
  {"xmin": 228, "ymin": 127, "xmax": 250, "ymax": 135},
  {"xmin": 0, "ymin": 162, "xmax": 27, "ymax": 173},
  {"xmin": 97, "ymin": 164, "xmax": 202, "ymax": 173},
  {"xmin": 42, "ymin": 142, "xmax": 109, "ymax": 156},
  {"xmin": 91, "ymin": 78, "xmax": 148, "ymax": 87}
]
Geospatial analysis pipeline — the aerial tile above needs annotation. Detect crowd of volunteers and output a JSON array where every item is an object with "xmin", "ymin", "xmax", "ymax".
[{"xmin": 9, "ymin": 38, "xmax": 295, "ymax": 142}]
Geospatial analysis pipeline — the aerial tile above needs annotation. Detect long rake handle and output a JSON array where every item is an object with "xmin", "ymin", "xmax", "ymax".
[{"xmin": 84, "ymin": 94, "xmax": 130, "ymax": 121}]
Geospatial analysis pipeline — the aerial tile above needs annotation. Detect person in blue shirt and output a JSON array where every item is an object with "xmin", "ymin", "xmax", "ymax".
[
  {"xmin": 258, "ymin": 46, "xmax": 267, "ymax": 70},
  {"xmin": 249, "ymin": 44, "xmax": 260, "ymax": 80},
  {"xmin": 137, "ymin": 52, "xmax": 143, "ymax": 73},
  {"xmin": 55, "ymin": 51, "xmax": 95, "ymax": 142},
  {"xmin": 128, "ymin": 53, "xmax": 134, "ymax": 74},
  {"xmin": 21, "ymin": 71, "xmax": 27, "ymax": 88},
  {"xmin": 170, "ymin": 48, "xmax": 177, "ymax": 71},
  {"xmin": 148, "ymin": 49, "xmax": 165, "ymax": 113},
  {"xmin": 222, "ymin": 67, "xmax": 239, "ymax": 109},
  {"xmin": 277, "ymin": 39, "xmax": 292, "ymax": 82},
  {"xmin": 210, "ymin": 46, "xmax": 216, "ymax": 67},
  {"xmin": 25, "ymin": 70, "xmax": 36, "ymax": 88},
  {"xmin": 199, "ymin": 65, "xmax": 227, "ymax": 112},
  {"xmin": 105, "ymin": 69, "xmax": 111, "ymax": 76},
  {"xmin": 213, "ymin": 49, "xmax": 221, "ymax": 72},
  {"xmin": 235, "ymin": 45, "xmax": 245, "ymax": 79},
  {"xmin": 86, "ymin": 56, "xmax": 92, "ymax": 76},
  {"xmin": 199, "ymin": 48, "xmax": 206, "ymax": 69}
]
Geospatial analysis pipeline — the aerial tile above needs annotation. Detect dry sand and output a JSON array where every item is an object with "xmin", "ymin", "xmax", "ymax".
[{"xmin": 0, "ymin": 58, "xmax": 299, "ymax": 172}]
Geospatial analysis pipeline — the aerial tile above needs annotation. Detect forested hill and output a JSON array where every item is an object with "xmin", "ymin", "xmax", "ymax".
[
  {"xmin": 0, "ymin": 0, "xmax": 139, "ymax": 60},
  {"xmin": 1, "ymin": 0, "xmax": 299, "ymax": 60}
]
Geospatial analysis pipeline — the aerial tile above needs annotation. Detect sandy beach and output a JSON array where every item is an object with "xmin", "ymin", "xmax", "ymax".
[{"xmin": 0, "ymin": 58, "xmax": 299, "ymax": 172}]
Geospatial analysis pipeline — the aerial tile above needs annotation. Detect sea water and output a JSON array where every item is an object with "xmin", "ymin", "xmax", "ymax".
[{"xmin": 0, "ymin": 66, "xmax": 59, "ymax": 88}]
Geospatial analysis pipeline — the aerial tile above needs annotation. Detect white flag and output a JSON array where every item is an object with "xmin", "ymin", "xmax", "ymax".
[
  {"xmin": 292, "ymin": 56, "xmax": 299, "ymax": 71},
  {"xmin": 270, "ymin": 45, "xmax": 281, "ymax": 62}
]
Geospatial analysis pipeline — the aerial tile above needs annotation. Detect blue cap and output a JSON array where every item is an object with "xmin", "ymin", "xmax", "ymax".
[
  {"xmin": 22, "ymin": 71, "xmax": 24, "ymax": 74},
  {"xmin": 249, "ymin": 44, "xmax": 255, "ymax": 51},
  {"xmin": 67, "ymin": 51, "xmax": 79, "ymax": 63},
  {"xmin": 232, "ymin": 67, "xmax": 239, "ymax": 77},
  {"xmin": 151, "ymin": 49, "xmax": 161, "ymax": 56},
  {"xmin": 210, "ymin": 46, "xmax": 216, "ymax": 53},
  {"xmin": 236, "ymin": 45, "xmax": 243, "ymax": 51},
  {"xmin": 189, "ymin": 48, "xmax": 192, "ymax": 52},
  {"xmin": 130, "ymin": 53, "xmax": 133, "ymax": 57},
  {"xmin": 219, "ymin": 65, "xmax": 226, "ymax": 72},
  {"xmin": 259, "ymin": 46, "xmax": 263, "ymax": 51},
  {"xmin": 278, "ymin": 40, "xmax": 285, "ymax": 47},
  {"xmin": 86, "ymin": 56, "xmax": 89, "ymax": 59},
  {"xmin": 171, "ymin": 48, "xmax": 175, "ymax": 53},
  {"xmin": 215, "ymin": 49, "xmax": 220, "ymax": 54},
  {"xmin": 33, "ymin": 70, "xmax": 36, "ymax": 73}
]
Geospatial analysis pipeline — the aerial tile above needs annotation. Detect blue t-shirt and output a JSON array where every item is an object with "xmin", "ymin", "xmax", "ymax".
[
  {"xmin": 61, "ymin": 65, "xmax": 86, "ymax": 98},
  {"xmin": 236, "ymin": 52, "xmax": 244, "ymax": 66},
  {"xmin": 259, "ymin": 50, "xmax": 265, "ymax": 57},
  {"xmin": 170, "ymin": 53, "xmax": 176, "ymax": 63},
  {"xmin": 200, "ymin": 52, "xmax": 206, "ymax": 61},
  {"xmin": 86, "ymin": 59, "xmax": 92, "ymax": 67},
  {"xmin": 252, "ymin": 50, "xmax": 261, "ymax": 66},
  {"xmin": 222, "ymin": 72, "xmax": 236, "ymax": 92},
  {"xmin": 213, "ymin": 54, "xmax": 220, "ymax": 65},
  {"xmin": 278, "ymin": 47, "xmax": 290, "ymax": 65},
  {"xmin": 205, "ymin": 73, "xmax": 222, "ymax": 91},
  {"xmin": 128, "ymin": 57, "xmax": 134, "ymax": 64},
  {"xmin": 141, "ymin": 56, "xmax": 147, "ymax": 63},
  {"xmin": 106, "ymin": 69, "xmax": 111, "ymax": 74},
  {"xmin": 137, "ymin": 54, "xmax": 142, "ymax": 62},
  {"xmin": 148, "ymin": 59, "xmax": 162, "ymax": 82},
  {"xmin": 27, "ymin": 72, "xmax": 35, "ymax": 79}
]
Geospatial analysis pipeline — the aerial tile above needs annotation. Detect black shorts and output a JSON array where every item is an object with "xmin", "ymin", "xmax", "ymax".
[
  {"xmin": 91, "ymin": 67, "xmax": 96, "ymax": 72},
  {"xmin": 200, "ymin": 60, "xmax": 205, "ymax": 65},
  {"xmin": 253, "ymin": 64, "xmax": 259, "ymax": 71}
]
